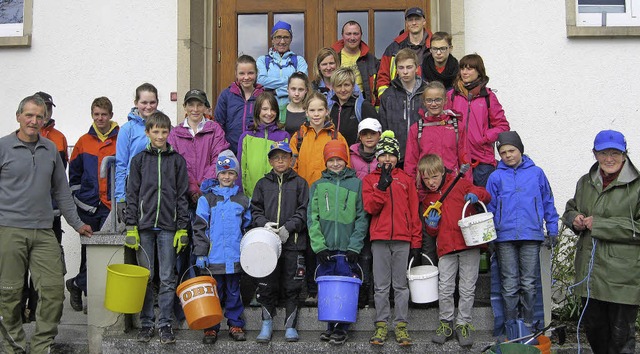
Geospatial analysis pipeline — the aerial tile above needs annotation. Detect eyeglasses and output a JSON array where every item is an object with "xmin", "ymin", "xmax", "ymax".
[
  {"xmin": 269, "ymin": 155, "xmax": 291, "ymax": 161},
  {"xmin": 424, "ymin": 98, "xmax": 444, "ymax": 104},
  {"xmin": 596, "ymin": 150, "xmax": 624, "ymax": 158},
  {"xmin": 273, "ymin": 35, "xmax": 291, "ymax": 42},
  {"xmin": 430, "ymin": 46, "xmax": 450, "ymax": 53}
]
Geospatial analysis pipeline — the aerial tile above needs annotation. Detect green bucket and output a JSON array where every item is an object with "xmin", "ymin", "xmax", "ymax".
[{"xmin": 486, "ymin": 343, "xmax": 541, "ymax": 354}]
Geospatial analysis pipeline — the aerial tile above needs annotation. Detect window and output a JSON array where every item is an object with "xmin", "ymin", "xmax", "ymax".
[
  {"xmin": 0, "ymin": 0, "xmax": 32, "ymax": 47},
  {"xmin": 567, "ymin": 0, "xmax": 640, "ymax": 36}
]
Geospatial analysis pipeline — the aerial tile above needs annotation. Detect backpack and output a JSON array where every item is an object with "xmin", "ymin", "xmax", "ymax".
[
  {"xmin": 327, "ymin": 91, "xmax": 364, "ymax": 123},
  {"xmin": 265, "ymin": 54, "xmax": 298, "ymax": 71},
  {"xmin": 416, "ymin": 113, "xmax": 459, "ymax": 156}
]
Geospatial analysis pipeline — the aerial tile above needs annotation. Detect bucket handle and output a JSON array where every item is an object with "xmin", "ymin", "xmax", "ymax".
[
  {"xmin": 313, "ymin": 254, "xmax": 364, "ymax": 281},
  {"xmin": 407, "ymin": 252, "xmax": 435, "ymax": 273},
  {"xmin": 107, "ymin": 244, "xmax": 151, "ymax": 270},
  {"xmin": 461, "ymin": 200, "xmax": 488, "ymax": 220},
  {"xmin": 180, "ymin": 264, "xmax": 214, "ymax": 284}
]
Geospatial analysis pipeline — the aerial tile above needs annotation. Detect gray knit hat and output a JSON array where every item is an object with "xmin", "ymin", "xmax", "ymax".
[{"xmin": 497, "ymin": 131, "xmax": 524, "ymax": 154}]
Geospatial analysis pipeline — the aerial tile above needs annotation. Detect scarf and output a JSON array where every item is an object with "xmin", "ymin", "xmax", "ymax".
[
  {"xmin": 455, "ymin": 77, "xmax": 487, "ymax": 100},
  {"xmin": 423, "ymin": 54, "xmax": 459, "ymax": 89},
  {"xmin": 358, "ymin": 143, "xmax": 376, "ymax": 163}
]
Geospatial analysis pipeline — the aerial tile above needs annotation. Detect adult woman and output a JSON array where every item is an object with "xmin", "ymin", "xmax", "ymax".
[
  {"xmin": 280, "ymin": 72, "xmax": 310, "ymax": 137},
  {"xmin": 445, "ymin": 54, "xmax": 509, "ymax": 187},
  {"xmin": 311, "ymin": 47, "xmax": 340, "ymax": 97},
  {"xmin": 562, "ymin": 130, "xmax": 640, "ymax": 354},
  {"xmin": 215, "ymin": 55, "xmax": 265, "ymax": 155}
]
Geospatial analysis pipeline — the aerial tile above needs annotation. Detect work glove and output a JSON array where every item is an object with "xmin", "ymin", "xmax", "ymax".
[
  {"xmin": 173, "ymin": 229, "xmax": 189, "ymax": 254},
  {"xmin": 410, "ymin": 248, "xmax": 422, "ymax": 264},
  {"xmin": 346, "ymin": 250, "xmax": 359, "ymax": 264},
  {"xmin": 316, "ymin": 250, "xmax": 332, "ymax": 265},
  {"xmin": 425, "ymin": 209, "xmax": 441, "ymax": 229},
  {"xmin": 124, "ymin": 226, "xmax": 139, "ymax": 250},
  {"xmin": 195, "ymin": 256, "xmax": 209, "ymax": 269},
  {"xmin": 276, "ymin": 226, "xmax": 290, "ymax": 244},
  {"xmin": 377, "ymin": 164, "xmax": 393, "ymax": 191},
  {"xmin": 117, "ymin": 202, "xmax": 127, "ymax": 223},
  {"xmin": 543, "ymin": 234, "xmax": 558, "ymax": 249},
  {"xmin": 265, "ymin": 222, "xmax": 279, "ymax": 231},
  {"xmin": 464, "ymin": 193, "xmax": 479, "ymax": 204}
]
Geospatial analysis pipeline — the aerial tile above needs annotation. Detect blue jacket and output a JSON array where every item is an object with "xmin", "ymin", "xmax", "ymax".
[
  {"xmin": 115, "ymin": 108, "xmax": 149, "ymax": 201},
  {"xmin": 192, "ymin": 180, "xmax": 252, "ymax": 274},
  {"xmin": 486, "ymin": 155, "xmax": 559, "ymax": 242},
  {"xmin": 214, "ymin": 82, "xmax": 264, "ymax": 155},
  {"xmin": 256, "ymin": 48, "xmax": 308, "ymax": 106}
]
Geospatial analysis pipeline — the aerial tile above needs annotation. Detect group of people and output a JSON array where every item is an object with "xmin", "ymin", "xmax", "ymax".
[{"xmin": 1, "ymin": 6, "xmax": 638, "ymax": 354}]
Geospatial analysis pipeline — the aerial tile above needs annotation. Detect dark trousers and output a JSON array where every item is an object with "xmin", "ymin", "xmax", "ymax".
[
  {"xmin": 74, "ymin": 205, "xmax": 110, "ymax": 294},
  {"xmin": 305, "ymin": 243, "xmax": 318, "ymax": 296},
  {"xmin": 582, "ymin": 297, "xmax": 638, "ymax": 354},
  {"xmin": 316, "ymin": 251, "xmax": 360, "ymax": 333},
  {"xmin": 208, "ymin": 273, "xmax": 245, "ymax": 331},
  {"xmin": 472, "ymin": 163, "xmax": 495, "ymax": 188}
]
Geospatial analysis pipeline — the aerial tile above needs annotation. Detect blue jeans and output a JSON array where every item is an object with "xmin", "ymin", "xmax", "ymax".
[
  {"xmin": 496, "ymin": 241, "xmax": 540, "ymax": 324},
  {"xmin": 137, "ymin": 229, "xmax": 177, "ymax": 328}
]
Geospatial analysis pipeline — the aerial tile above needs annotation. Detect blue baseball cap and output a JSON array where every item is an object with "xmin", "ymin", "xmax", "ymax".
[
  {"xmin": 593, "ymin": 130, "xmax": 626, "ymax": 152},
  {"xmin": 268, "ymin": 141, "xmax": 292, "ymax": 158}
]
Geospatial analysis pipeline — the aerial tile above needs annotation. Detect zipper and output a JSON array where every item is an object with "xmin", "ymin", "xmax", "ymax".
[
  {"xmin": 154, "ymin": 150, "xmax": 162, "ymax": 227},
  {"xmin": 389, "ymin": 181, "xmax": 394, "ymax": 240},
  {"xmin": 334, "ymin": 178, "xmax": 340, "ymax": 247},
  {"xmin": 343, "ymin": 189, "xmax": 349, "ymax": 210},
  {"xmin": 325, "ymin": 191, "xmax": 330, "ymax": 211},
  {"xmin": 276, "ymin": 174, "xmax": 283, "ymax": 226},
  {"xmin": 337, "ymin": 105, "xmax": 342, "ymax": 132}
]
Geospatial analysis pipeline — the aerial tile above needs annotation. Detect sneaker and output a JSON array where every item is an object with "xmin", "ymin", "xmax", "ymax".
[
  {"xmin": 455, "ymin": 323, "xmax": 475, "ymax": 347},
  {"xmin": 229, "ymin": 326, "xmax": 247, "ymax": 341},
  {"xmin": 329, "ymin": 330, "xmax": 348, "ymax": 345},
  {"xmin": 369, "ymin": 321, "xmax": 387, "ymax": 345},
  {"xmin": 394, "ymin": 322, "xmax": 412, "ymax": 346},
  {"xmin": 202, "ymin": 329, "xmax": 218, "ymax": 344},
  {"xmin": 158, "ymin": 325, "xmax": 175, "ymax": 344},
  {"xmin": 137, "ymin": 327, "xmax": 154, "ymax": 342},
  {"xmin": 432, "ymin": 320, "xmax": 454, "ymax": 344},
  {"xmin": 320, "ymin": 328, "xmax": 333, "ymax": 341},
  {"xmin": 66, "ymin": 278, "xmax": 83, "ymax": 311},
  {"xmin": 304, "ymin": 295, "xmax": 318, "ymax": 307}
]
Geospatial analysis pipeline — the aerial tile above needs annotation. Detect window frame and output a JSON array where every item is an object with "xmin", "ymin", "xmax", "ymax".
[
  {"xmin": 566, "ymin": 0, "xmax": 640, "ymax": 37},
  {"xmin": 0, "ymin": 0, "xmax": 32, "ymax": 47}
]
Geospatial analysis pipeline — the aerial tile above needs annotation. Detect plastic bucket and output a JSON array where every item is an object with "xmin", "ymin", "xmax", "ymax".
[
  {"xmin": 104, "ymin": 263, "xmax": 150, "ymax": 313},
  {"xmin": 176, "ymin": 274, "xmax": 223, "ymax": 330},
  {"xmin": 317, "ymin": 275, "xmax": 362, "ymax": 323},
  {"xmin": 458, "ymin": 201, "xmax": 497, "ymax": 246},
  {"xmin": 407, "ymin": 253, "xmax": 439, "ymax": 303},
  {"xmin": 533, "ymin": 335, "xmax": 551, "ymax": 354},
  {"xmin": 486, "ymin": 343, "xmax": 541, "ymax": 354},
  {"xmin": 240, "ymin": 227, "xmax": 282, "ymax": 278}
]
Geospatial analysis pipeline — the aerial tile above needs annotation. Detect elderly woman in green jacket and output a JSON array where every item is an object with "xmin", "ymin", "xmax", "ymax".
[{"xmin": 562, "ymin": 130, "xmax": 640, "ymax": 354}]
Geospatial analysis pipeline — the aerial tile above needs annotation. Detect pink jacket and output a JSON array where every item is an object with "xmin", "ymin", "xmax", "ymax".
[{"xmin": 349, "ymin": 143, "xmax": 378, "ymax": 180}]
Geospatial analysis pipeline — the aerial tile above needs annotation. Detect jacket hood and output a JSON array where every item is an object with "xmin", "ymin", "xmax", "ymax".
[
  {"xmin": 588, "ymin": 156, "xmax": 640, "ymax": 186},
  {"xmin": 200, "ymin": 178, "xmax": 219, "ymax": 193},
  {"xmin": 42, "ymin": 118, "xmax": 56, "ymax": 130},
  {"xmin": 127, "ymin": 108, "xmax": 146, "ymax": 123},
  {"xmin": 211, "ymin": 184, "xmax": 240, "ymax": 199},
  {"xmin": 88, "ymin": 121, "xmax": 119, "ymax": 138},
  {"xmin": 496, "ymin": 154, "xmax": 535, "ymax": 171},
  {"xmin": 229, "ymin": 81, "xmax": 264, "ymax": 98},
  {"xmin": 331, "ymin": 39, "xmax": 372, "ymax": 58},
  {"xmin": 268, "ymin": 48, "xmax": 297, "ymax": 60},
  {"xmin": 390, "ymin": 76, "xmax": 426, "ymax": 94},
  {"xmin": 172, "ymin": 119, "xmax": 220, "ymax": 138}
]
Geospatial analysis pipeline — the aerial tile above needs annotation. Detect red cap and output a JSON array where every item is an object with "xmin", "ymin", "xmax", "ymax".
[{"xmin": 323, "ymin": 140, "xmax": 349, "ymax": 164}]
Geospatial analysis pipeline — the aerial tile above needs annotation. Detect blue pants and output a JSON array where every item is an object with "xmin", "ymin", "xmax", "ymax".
[
  {"xmin": 316, "ymin": 251, "xmax": 359, "ymax": 333},
  {"xmin": 496, "ymin": 241, "xmax": 541, "ymax": 324},
  {"xmin": 209, "ymin": 273, "xmax": 245, "ymax": 331}
]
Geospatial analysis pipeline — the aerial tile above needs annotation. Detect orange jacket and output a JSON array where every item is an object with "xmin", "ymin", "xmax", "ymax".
[{"xmin": 40, "ymin": 119, "xmax": 69, "ymax": 167}]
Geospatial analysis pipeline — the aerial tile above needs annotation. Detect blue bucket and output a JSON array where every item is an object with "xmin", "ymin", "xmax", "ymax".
[{"xmin": 317, "ymin": 275, "xmax": 362, "ymax": 323}]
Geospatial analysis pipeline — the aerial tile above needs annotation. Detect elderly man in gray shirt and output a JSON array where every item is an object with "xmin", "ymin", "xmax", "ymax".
[{"xmin": 0, "ymin": 95, "xmax": 92, "ymax": 354}]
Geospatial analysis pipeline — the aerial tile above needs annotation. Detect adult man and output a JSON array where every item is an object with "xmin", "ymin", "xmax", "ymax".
[
  {"xmin": 0, "ymin": 95, "xmax": 92, "ymax": 353},
  {"xmin": 376, "ymin": 7, "xmax": 432, "ymax": 98},
  {"xmin": 257, "ymin": 21, "xmax": 308, "ymax": 105},
  {"xmin": 66, "ymin": 97, "xmax": 119, "ymax": 312},
  {"xmin": 331, "ymin": 20, "xmax": 379, "ymax": 105},
  {"xmin": 421, "ymin": 31, "xmax": 459, "ymax": 90}
]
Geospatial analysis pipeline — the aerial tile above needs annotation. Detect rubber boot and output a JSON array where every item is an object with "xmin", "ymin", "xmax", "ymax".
[
  {"xmin": 285, "ymin": 327, "xmax": 299, "ymax": 342},
  {"xmin": 505, "ymin": 319, "xmax": 519, "ymax": 341},
  {"xmin": 256, "ymin": 319, "xmax": 273, "ymax": 343}
]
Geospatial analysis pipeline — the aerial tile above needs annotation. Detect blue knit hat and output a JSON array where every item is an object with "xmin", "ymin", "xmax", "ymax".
[
  {"xmin": 216, "ymin": 150, "xmax": 239, "ymax": 176},
  {"xmin": 271, "ymin": 21, "xmax": 292, "ymax": 36}
]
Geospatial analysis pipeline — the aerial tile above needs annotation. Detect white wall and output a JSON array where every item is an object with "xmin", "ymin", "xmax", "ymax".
[
  {"xmin": 464, "ymin": 0, "xmax": 640, "ymax": 222},
  {"xmin": 0, "ymin": 1, "xmax": 177, "ymax": 280}
]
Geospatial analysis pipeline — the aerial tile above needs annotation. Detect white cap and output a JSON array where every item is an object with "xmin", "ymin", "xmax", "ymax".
[{"xmin": 358, "ymin": 118, "xmax": 382, "ymax": 135}]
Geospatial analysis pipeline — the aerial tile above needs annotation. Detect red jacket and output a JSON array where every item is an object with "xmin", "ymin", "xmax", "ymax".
[
  {"xmin": 422, "ymin": 173, "xmax": 490, "ymax": 257},
  {"xmin": 363, "ymin": 167, "xmax": 422, "ymax": 248}
]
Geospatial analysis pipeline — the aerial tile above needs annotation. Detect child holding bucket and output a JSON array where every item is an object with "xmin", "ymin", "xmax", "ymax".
[
  {"xmin": 485, "ymin": 131, "xmax": 558, "ymax": 341},
  {"xmin": 123, "ymin": 112, "xmax": 190, "ymax": 344},
  {"xmin": 362, "ymin": 131, "xmax": 422, "ymax": 347},
  {"xmin": 417, "ymin": 154, "xmax": 489, "ymax": 347},
  {"xmin": 251, "ymin": 141, "xmax": 309, "ymax": 343},
  {"xmin": 308, "ymin": 140, "xmax": 367, "ymax": 345},
  {"xmin": 193, "ymin": 150, "xmax": 252, "ymax": 344}
]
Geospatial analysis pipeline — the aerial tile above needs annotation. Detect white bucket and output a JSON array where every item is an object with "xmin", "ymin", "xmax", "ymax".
[
  {"xmin": 458, "ymin": 201, "xmax": 497, "ymax": 246},
  {"xmin": 240, "ymin": 227, "xmax": 282, "ymax": 278},
  {"xmin": 407, "ymin": 253, "xmax": 439, "ymax": 303}
]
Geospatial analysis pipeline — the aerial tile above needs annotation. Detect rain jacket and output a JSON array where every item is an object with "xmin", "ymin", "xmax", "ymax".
[
  {"xmin": 376, "ymin": 30, "xmax": 432, "ymax": 97},
  {"xmin": 328, "ymin": 93, "xmax": 378, "ymax": 146},
  {"xmin": 308, "ymin": 167, "xmax": 367, "ymax": 254},
  {"xmin": 486, "ymin": 155, "xmax": 559, "ymax": 242},
  {"xmin": 193, "ymin": 180, "xmax": 252, "ymax": 274},
  {"xmin": 349, "ymin": 143, "xmax": 378, "ymax": 180},
  {"xmin": 562, "ymin": 158, "xmax": 640, "ymax": 305},
  {"xmin": 331, "ymin": 39, "xmax": 379, "ymax": 104},
  {"xmin": 257, "ymin": 48, "xmax": 309, "ymax": 105},
  {"xmin": 115, "ymin": 108, "xmax": 149, "ymax": 201},
  {"xmin": 214, "ymin": 82, "xmax": 265, "ymax": 155}
]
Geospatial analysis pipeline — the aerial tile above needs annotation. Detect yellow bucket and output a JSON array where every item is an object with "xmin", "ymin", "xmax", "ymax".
[{"xmin": 104, "ymin": 263, "xmax": 150, "ymax": 313}]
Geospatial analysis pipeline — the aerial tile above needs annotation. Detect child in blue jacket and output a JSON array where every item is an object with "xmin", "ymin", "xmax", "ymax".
[
  {"xmin": 193, "ymin": 150, "xmax": 252, "ymax": 344},
  {"xmin": 485, "ymin": 131, "xmax": 559, "ymax": 340}
]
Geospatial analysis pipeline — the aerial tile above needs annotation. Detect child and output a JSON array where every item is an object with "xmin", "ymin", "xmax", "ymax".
[
  {"xmin": 192, "ymin": 150, "xmax": 251, "ymax": 344},
  {"xmin": 486, "ymin": 131, "xmax": 559, "ymax": 340},
  {"xmin": 362, "ymin": 131, "xmax": 422, "ymax": 347},
  {"xmin": 251, "ymin": 141, "xmax": 309, "ymax": 343},
  {"xmin": 280, "ymin": 71, "xmax": 310, "ymax": 137},
  {"xmin": 418, "ymin": 154, "xmax": 489, "ymax": 347},
  {"xmin": 237, "ymin": 91, "xmax": 290, "ymax": 198},
  {"xmin": 123, "ymin": 112, "xmax": 190, "ymax": 344},
  {"xmin": 308, "ymin": 140, "xmax": 367, "ymax": 345}
]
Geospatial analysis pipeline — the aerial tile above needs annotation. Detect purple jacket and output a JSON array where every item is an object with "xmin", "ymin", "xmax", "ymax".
[
  {"xmin": 168, "ymin": 119, "xmax": 230, "ymax": 197},
  {"xmin": 349, "ymin": 143, "xmax": 378, "ymax": 180},
  {"xmin": 214, "ymin": 82, "xmax": 265, "ymax": 155}
]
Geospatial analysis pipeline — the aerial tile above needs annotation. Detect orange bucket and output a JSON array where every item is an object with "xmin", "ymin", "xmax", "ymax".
[
  {"xmin": 534, "ymin": 335, "xmax": 551, "ymax": 354},
  {"xmin": 176, "ymin": 275, "xmax": 223, "ymax": 329}
]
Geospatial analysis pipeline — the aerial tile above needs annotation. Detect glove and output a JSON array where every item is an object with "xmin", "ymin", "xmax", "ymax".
[
  {"xmin": 276, "ymin": 226, "xmax": 290, "ymax": 244},
  {"xmin": 265, "ymin": 222, "xmax": 279, "ymax": 230},
  {"xmin": 117, "ymin": 202, "xmax": 127, "ymax": 223},
  {"xmin": 173, "ymin": 229, "xmax": 189, "ymax": 254},
  {"xmin": 543, "ymin": 234, "xmax": 558, "ymax": 249},
  {"xmin": 195, "ymin": 256, "xmax": 209, "ymax": 269},
  {"xmin": 346, "ymin": 250, "xmax": 359, "ymax": 264},
  {"xmin": 425, "ymin": 209, "xmax": 441, "ymax": 228},
  {"xmin": 410, "ymin": 248, "xmax": 421, "ymax": 263},
  {"xmin": 124, "ymin": 226, "xmax": 139, "ymax": 250},
  {"xmin": 377, "ymin": 164, "xmax": 393, "ymax": 191},
  {"xmin": 316, "ymin": 250, "xmax": 332, "ymax": 264},
  {"xmin": 464, "ymin": 193, "xmax": 479, "ymax": 204}
]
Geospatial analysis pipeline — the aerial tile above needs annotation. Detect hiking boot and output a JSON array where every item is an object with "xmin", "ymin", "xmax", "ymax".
[
  {"xmin": 394, "ymin": 322, "xmax": 412, "ymax": 346},
  {"xmin": 432, "ymin": 320, "xmax": 454, "ymax": 344},
  {"xmin": 137, "ymin": 327, "xmax": 155, "ymax": 342},
  {"xmin": 158, "ymin": 325, "xmax": 175, "ymax": 344},
  {"xmin": 66, "ymin": 278, "xmax": 83, "ymax": 312},
  {"xmin": 455, "ymin": 323, "xmax": 475, "ymax": 347},
  {"xmin": 229, "ymin": 326, "xmax": 246, "ymax": 341},
  {"xmin": 202, "ymin": 329, "xmax": 218, "ymax": 344},
  {"xmin": 320, "ymin": 328, "xmax": 333, "ymax": 341},
  {"xmin": 369, "ymin": 321, "xmax": 388, "ymax": 345},
  {"xmin": 329, "ymin": 330, "xmax": 348, "ymax": 345},
  {"xmin": 304, "ymin": 295, "xmax": 318, "ymax": 307}
]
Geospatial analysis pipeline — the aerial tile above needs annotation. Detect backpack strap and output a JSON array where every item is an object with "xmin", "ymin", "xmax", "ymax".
[
  {"xmin": 354, "ymin": 94, "xmax": 364, "ymax": 122},
  {"xmin": 296, "ymin": 125, "xmax": 305, "ymax": 153},
  {"xmin": 265, "ymin": 54, "xmax": 298, "ymax": 71}
]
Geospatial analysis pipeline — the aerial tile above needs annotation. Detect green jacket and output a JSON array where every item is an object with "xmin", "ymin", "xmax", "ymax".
[
  {"xmin": 562, "ymin": 158, "xmax": 640, "ymax": 305},
  {"xmin": 308, "ymin": 167, "xmax": 367, "ymax": 254}
]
